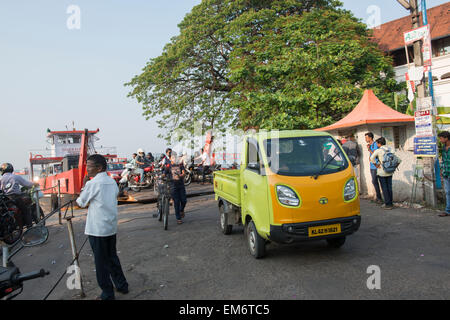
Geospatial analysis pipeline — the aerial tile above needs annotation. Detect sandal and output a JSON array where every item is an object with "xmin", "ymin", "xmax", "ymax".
[
  {"xmin": 438, "ymin": 213, "xmax": 450, "ymax": 217},
  {"xmin": 177, "ymin": 220, "xmax": 183, "ymax": 224}
]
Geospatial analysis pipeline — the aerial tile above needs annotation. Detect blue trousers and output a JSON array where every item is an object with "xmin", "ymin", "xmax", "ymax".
[{"xmin": 88, "ymin": 235, "xmax": 128, "ymax": 300}]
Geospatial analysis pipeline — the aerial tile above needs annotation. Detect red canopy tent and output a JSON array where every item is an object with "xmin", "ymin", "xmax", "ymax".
[{"xmin": 316, "ymin": 90, "xmax": 414, "ymax": 132}]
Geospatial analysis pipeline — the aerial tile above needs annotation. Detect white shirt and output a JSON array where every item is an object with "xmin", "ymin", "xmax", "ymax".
[
  {"xmin": 201, "ymin": 152, "xmax": 211, "ymax": 166},
  {"xmin": 76, "ymin": 172, "xmax": 119, "ymax": 237}
]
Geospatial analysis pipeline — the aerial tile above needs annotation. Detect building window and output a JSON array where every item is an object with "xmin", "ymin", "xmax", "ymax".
[
  {"xmin": 432, "ymin": 36, "xmax": 450, "ymax": 57},
  {"xmin": 382, "ymin": 126, "xmax": 406, "ymax": 150}
]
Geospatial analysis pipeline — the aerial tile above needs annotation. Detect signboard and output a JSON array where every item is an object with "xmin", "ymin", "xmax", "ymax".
[
  {"xmin": 404, "ymin": 25, "xmax": 433, "ymax": 67},
  {"xmin": 422, "ymin": 34, "xmax": 433, "ymax": 67},
  {"xmin": 404, "ymin": 25, "xmax": 429, "ymax": 45},
  {"xmin": 414, "ymin": 109, "xmax": 433, "ymax": 137},
  {"xmin": 414, "ymin": 136, "xmax": 437, "ymax": 157},
  {"xmin": 416, "ymin": 97, "xmax": 432, "ymax": 111}
]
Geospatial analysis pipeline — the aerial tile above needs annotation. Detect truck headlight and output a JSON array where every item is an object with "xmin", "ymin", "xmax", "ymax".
[
  {"xmin": 276, "ymin": 185, "xmax": 300, "ymax": 207},
  {"xmin": 344, "ymin": 178, "xmax": 357, "ymax": 201}
]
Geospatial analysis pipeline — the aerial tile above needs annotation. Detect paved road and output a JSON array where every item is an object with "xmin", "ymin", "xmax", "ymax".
[{"xmin": 10, "ymin": 195, "xmax": 450, "ymax": 300}]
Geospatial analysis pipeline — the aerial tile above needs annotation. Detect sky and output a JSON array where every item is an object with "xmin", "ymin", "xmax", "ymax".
[{"xmin": 1, "ymin": 0, "xmax": 448, "ymax": 170}]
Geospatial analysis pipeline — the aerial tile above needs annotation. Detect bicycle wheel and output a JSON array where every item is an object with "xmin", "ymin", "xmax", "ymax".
[
  {"xmin": 163, "ymin": 195, "xmax": 169, "ymax": 230},
  {"xmin": 157, "ymin": 197, "xmax": 163, "ymax": 222}
]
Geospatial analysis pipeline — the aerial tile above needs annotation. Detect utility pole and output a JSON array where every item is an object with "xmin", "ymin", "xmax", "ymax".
[{"xmin": 397, "ymin": 0, "xmax": 437, "ymax": 206}]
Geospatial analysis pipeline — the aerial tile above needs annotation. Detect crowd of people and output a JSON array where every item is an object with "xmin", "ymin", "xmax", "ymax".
[{"xmin": 3, "ymin": 131, "xmax": 450, "ymax": 299}]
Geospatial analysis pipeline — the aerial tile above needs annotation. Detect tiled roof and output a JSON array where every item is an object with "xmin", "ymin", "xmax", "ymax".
[{"xmin": 371, "ymin": 2, "xmax": 450, "ymax": 52}]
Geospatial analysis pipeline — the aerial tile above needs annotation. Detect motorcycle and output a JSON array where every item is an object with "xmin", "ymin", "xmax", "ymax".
[
  {"xmin": 0, "ymin": 262, "xmax": 49, "ymax": 299},
  {"xmin": 184, "ymin": 158, "xmax": 220, "ymax": 186},
  {"xmin": 0, "ymin": 191, "xmax": 22, "ymax": 245},
  {"xmin": 0, "ymin": 188, "xmax": 45, "ymax": 246},
  {"xmin": 124, "ymin": 164, "xmax": 156, "ymax": 193}
]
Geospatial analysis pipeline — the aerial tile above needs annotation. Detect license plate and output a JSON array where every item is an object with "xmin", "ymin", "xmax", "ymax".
[{"xmin": 308, "ymin": 224, "xmax": 341, "ymax": 237}]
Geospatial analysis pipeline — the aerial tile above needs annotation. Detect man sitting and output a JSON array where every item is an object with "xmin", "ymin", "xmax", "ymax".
[{"xmin": 0, "ymin": 163, "xmax": 38, "ymax": 228}]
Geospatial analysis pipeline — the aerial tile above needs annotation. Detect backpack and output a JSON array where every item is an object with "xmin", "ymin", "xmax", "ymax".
[{"xmin": 381, "ymin": 148, "xmax": 401, "ymax": 173}]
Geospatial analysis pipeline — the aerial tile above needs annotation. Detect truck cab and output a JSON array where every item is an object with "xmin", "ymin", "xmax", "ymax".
[{"xmin": 214, "ymin": 130, "xmax": 361, "ymax": 258}]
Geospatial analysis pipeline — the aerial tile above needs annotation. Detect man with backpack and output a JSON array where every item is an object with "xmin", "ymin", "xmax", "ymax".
[{"xmin": 370, "ymin": 137, "xmax": 401, "ymax": 210}]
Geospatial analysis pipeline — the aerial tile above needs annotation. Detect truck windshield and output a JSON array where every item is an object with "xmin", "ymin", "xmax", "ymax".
[{"xmin": 263, "ymin": 136, "xmax": 348, "ymax": 177}]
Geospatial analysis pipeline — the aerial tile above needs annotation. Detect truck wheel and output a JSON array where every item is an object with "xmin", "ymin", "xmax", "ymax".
[
  {"xmin": 246, "ymin": 221, "xmax": 266, "ymax": 259},
  {"xmin": 326, "ymin": 236, "xmax": 346, "ymax": 248},
  {"xmin": 219, "ymin": 204, "xmax": 232, "ymax": 235}
]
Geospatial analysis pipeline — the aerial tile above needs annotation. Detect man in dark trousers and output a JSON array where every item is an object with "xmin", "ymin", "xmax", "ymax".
[
  {"xmin": 365, "ymin": 132, "xmax": 383, "ymax": 204},
  {"xmin": 76, "ymin": 154, "xmax": 129, "ymax": 300},
  {"xmin": 163, "ymin": 152, "xmax": 187, "ymax": 225}
]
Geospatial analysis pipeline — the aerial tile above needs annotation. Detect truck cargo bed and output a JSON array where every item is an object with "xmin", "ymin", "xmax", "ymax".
[{"xmin": 213, "ymin": 169, "xmax": 241, "ymax": 207}]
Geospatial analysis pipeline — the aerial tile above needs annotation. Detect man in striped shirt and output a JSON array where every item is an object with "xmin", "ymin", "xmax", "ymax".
[{"xmin": 438, "ymin": 131, "xmax": 450, "ymax": 217}]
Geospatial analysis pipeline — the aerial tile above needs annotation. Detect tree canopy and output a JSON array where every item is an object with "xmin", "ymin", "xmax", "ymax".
[{"xmin": 125, "ymin": 0, "xmax": 405, "ymax": 137}]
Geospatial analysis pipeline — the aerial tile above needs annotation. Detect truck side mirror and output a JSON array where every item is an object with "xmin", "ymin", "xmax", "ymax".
[{"xmin": 247, "ymin": 163, "xmax": 260, "ymax": 172}]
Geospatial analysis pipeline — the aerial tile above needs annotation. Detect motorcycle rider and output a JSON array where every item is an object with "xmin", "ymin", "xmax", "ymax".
[
  {"xmin": 135, "ymin": 149, "xmax": 147, "ymax": 184},
  {"xmin": 146, "ymin": 152, "xmax": 154, "ymax": 164},
  {"xmin": 0, "ymin": 163, "xmax": 38, "ymax": 228}
]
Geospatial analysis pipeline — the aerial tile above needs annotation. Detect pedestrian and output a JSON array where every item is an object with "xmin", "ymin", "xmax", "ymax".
[
  {"xmin": 365, "ymin": 132, "xmax": 383, "ymax": 204},
  {"xmin": 200, "ymin": 148, "xmax": 212, "ymax": 184},
  {"xmin": 76, "ymin": 154, "xmax": 129, "ymax": 300},
  {"xmin": 438, "ymin": 131, "xmax": 450, "ymax": 217},
  {"xmin": 342, "ymin": 134, "xmax": 361, "ymax": 191},
  {"xmin": 370, "ymin": 137, "xmax": 400, "ymax": 210},
  {"xmin": 163, "ymin": 153, "xmax": 187, "ymax": 224}
]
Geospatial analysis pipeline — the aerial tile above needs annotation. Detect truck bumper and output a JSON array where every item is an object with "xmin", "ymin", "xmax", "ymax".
[{"xmin": 269, "ymin": 215, "xmax": 361, "ymax": 244}]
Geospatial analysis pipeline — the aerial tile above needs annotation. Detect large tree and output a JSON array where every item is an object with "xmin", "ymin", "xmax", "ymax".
[{"xmin": 126, "ymin": 0, "xmax": 403, "ymax": 137}]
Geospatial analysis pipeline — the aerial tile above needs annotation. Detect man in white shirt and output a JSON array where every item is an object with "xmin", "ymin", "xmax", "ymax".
[
  {"xmin": 200, "ymin": 148, "xmax": 211, "ymax": 184},
  {"xmin": 76, "ymin": 154, "xmax": 128, "ymax": 300}
]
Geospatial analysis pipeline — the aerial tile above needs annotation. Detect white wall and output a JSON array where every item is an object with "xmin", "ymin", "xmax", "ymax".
[
  {"xmin": 329, "ymin": 123, "xmax": 424, "ymax": 203},
  {"xmin": 395, "ymin": 54, "xmax": 450, "ymax": 107}
]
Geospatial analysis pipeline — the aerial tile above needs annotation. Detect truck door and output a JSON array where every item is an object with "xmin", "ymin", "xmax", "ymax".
[{"xmin": 242, "ymin": 138, "xmax": 270, "ymax": 235}]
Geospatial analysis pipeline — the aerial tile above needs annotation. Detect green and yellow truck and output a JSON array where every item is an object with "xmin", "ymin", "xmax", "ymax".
[{"xmin": 214, "ymin": 130, "xmax": 361, "ymax": 258}]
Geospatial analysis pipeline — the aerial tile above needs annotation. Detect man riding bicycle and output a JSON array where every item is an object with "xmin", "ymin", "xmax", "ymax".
[{"xmin": 0, "ymin": 163, "xmax": 39, "ymax": 228}]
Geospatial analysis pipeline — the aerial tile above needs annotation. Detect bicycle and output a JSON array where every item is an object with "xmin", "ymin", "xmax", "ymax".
[{"xmin": 155, "ymin": 174, "xmax": 171, "ymax": 231}]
